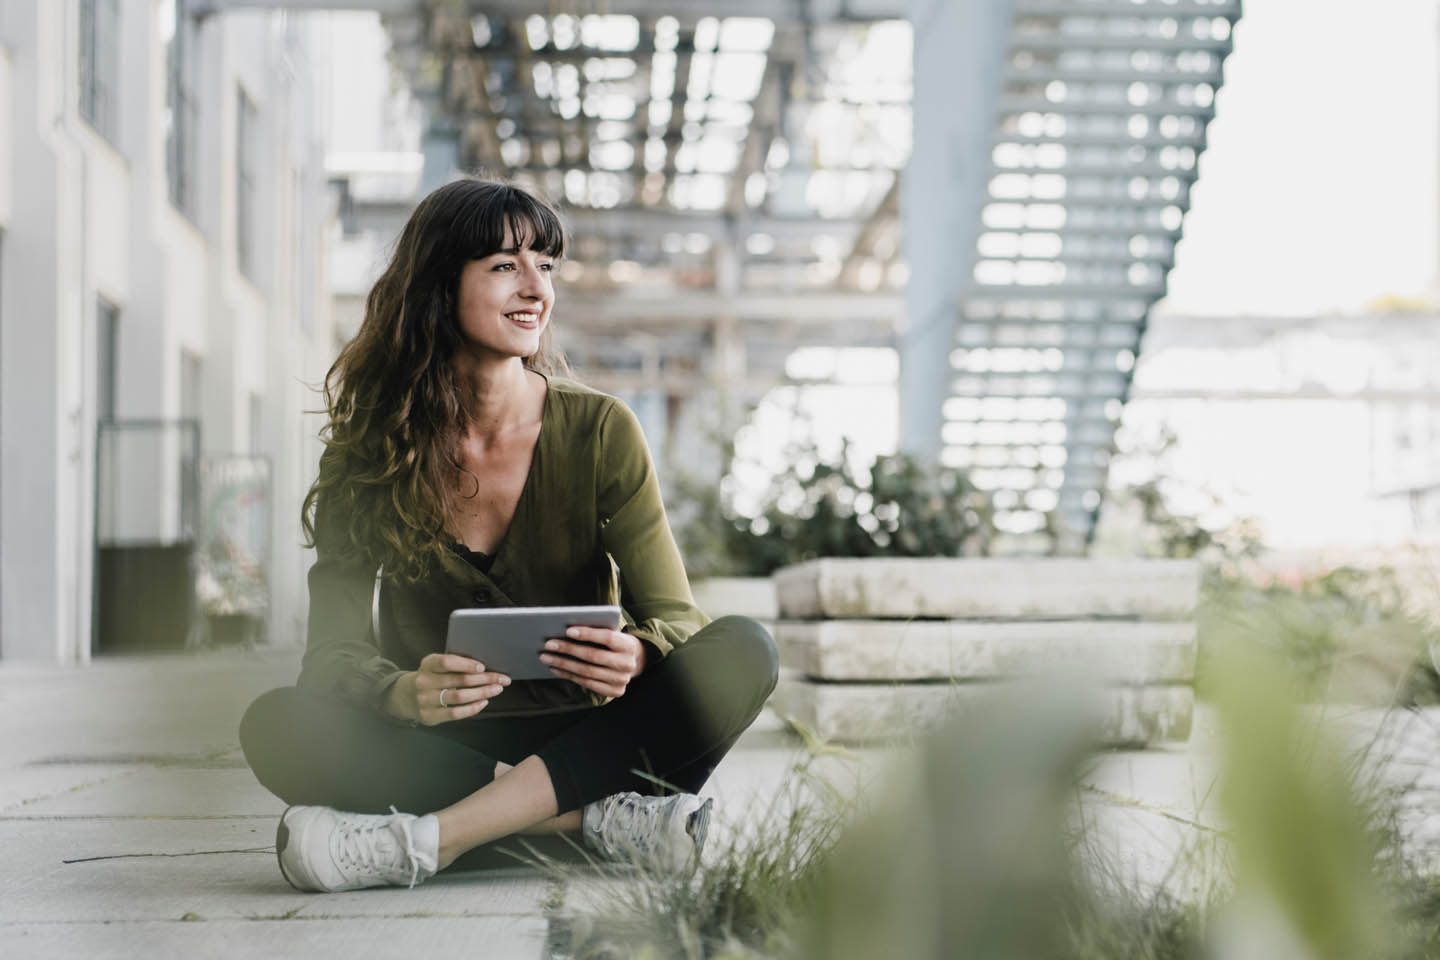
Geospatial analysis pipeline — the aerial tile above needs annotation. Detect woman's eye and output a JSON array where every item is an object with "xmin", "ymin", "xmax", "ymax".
[
  {"xmin": 539, "ymin": 262, "xmax": 555, "ymax": 272},
  {"xmin": 491, "ymin": 262, "xmax": 515, "ymax": 271}
]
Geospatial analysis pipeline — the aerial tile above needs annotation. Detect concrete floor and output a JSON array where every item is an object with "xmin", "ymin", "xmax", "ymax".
[
  {"xmin": 0, "ymin": 647, "xmax": 820, "ymax": 960},
  {"xmin": 5, "ymin": 649, "xmax": 1435, "ymax": 958}
]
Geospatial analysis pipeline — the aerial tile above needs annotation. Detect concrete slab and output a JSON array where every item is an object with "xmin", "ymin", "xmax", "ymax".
[
  {"xmin": 0, "ymin": 764, "xmax": 146, "ymax": 814},
  {"xmin": 773, "ymin": 678, "xmax": 1195, "ymax": 745},
  {"xmin": 774, "ymin": 557, "xmax": 1200, "ymax": 620},
  {"xmin": 0, "ymin": 649, "xmax": 301, "ymax": 769},
  {"xmin": 690, "ymin": 576, "xmax": 777, "ymax": 621},
  {"xmin": 10, "ymin": 649, "xmax": 1436, "ymax": 955},
  {"xmin": 0, "ymin": 819, "xmax": 552, "ymax": 925},
  {"xmin": 13, "ymin": 766, "xmax": 283, "ymax": 819},
  {"xmin": 777, "ymin": 618, "xmax": 1196, "ymax": 682},
  {"xmin": 1, "ymin": 916, "xmax": 548, "ymax": 960}
]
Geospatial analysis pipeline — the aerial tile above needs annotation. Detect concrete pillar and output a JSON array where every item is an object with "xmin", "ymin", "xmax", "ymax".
[
  {"xmin": 900, "ymin": 0, "xmax": 1014, "ymax": 458},
  {"xmin": 419, "ymin": 121, "xmax": 460, "ymax": 195}
]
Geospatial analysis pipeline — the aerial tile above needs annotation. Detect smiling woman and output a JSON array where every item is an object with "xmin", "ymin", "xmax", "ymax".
[{"xmin": 237, "ymin": 177, "xmax": 778, "ymax": 893}]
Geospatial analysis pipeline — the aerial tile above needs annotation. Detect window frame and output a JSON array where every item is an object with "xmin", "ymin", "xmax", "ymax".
[
  {"xmin": 78, "ymin": 0, "xmax": 121, "ymax": 144},
  {"xmin": 236, "ymin": 86, "xmax": 260, "ymax": 283}
]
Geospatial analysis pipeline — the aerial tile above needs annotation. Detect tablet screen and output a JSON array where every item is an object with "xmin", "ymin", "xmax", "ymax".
[{"xmin": 444, "ymin": 605, "xmax": 623, "ymax": 680}]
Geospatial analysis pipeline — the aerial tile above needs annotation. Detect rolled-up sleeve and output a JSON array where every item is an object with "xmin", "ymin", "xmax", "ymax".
[{"xmin": 596, "ymin": 400, "xmax": 709, "ymax": 657}]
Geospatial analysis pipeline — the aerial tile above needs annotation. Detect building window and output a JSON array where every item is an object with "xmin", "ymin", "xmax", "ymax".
[
  {"xmin": 236, "ymin": 88, "xmax": 259, "ymax": 282},
  {"xmin": 79, "ymin": 0, "xmax": 120, "ymax": 143},
  {"xmin": 97, "ymin": 299, "xmax": 120, "ymax": 422},
  {"xmin": 161, "ymin": 0, "xmax": 198, "ymax": 216}
]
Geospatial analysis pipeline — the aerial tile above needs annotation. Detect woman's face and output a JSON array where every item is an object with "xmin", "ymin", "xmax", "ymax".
[{"xmin": 454, "ymin": 224, "xmax": 556, "ymax": 362}]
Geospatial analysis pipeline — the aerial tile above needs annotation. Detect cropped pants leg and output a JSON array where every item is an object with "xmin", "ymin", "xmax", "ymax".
[{"xmin": 239, "ymin": 616, "xmax": 778, "ymax": 817}]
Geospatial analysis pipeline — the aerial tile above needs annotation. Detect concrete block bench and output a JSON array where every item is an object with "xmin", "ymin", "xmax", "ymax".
[
  {"xmin": 769, "ymin": 558, "xmax": 1201, "ymax": 746},
  {"xmin": 690, "ymin": 576, "xmax": 778, "ymax": 625}
]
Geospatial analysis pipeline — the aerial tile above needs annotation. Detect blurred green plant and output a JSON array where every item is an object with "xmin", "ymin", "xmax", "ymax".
[
  {"xmin": 542, "ymin": 751, "xmax": 863, "ymax": 959},
  {"xmin": 1102, "ymin": 425, "xmax": 1263, "ymax": 567},
  {"xmin": 545, "ymin": 646, "xmax": 1440, "ymax": 960},
  {"xmin": 669, "ymin": 435, "xmax": 996, "ymax": 578},
  {"xmin": 1107, "ymin": 425, "xmax": 1440, "ymax": 705},
  {"xmin": 1199, "ymin": 564, "xmax": 1440, "ymax": 705}
]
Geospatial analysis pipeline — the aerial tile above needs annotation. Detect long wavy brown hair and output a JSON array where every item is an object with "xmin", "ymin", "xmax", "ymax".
[{"xmin": 302, "ymin": 177, "xmax": 569, "ymax": 581}]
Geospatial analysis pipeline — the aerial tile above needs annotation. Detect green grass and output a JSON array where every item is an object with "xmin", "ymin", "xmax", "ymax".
[{"xmin": 541, "ymin": 754, "xmax": 861, "ymax": 960}]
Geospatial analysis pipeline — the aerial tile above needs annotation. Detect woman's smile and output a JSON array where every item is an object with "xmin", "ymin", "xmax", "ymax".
[{"xmin": 505, "ymin": 309, "xmax": 543, "ymax": 329}]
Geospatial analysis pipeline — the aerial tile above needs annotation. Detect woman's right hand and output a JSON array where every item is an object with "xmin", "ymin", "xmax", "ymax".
[{"xmin": 385, "ymin": 653, "xmax": 511, "ymax": 725}]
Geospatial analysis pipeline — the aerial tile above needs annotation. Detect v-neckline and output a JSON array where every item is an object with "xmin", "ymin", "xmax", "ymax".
[{"xmin": 455, "ymin": 370, "xmax": 549, "ymax": 568}]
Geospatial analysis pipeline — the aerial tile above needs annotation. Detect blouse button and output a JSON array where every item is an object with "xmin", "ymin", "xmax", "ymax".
[{"xmin": 471, "ymin": 590, "xmax": 487, "ymax": 604}]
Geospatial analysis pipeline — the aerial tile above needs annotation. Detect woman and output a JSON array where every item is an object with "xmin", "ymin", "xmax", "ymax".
[{"xmin": 239, "ymin": 178, "xmax": 778, "ymax": 892}]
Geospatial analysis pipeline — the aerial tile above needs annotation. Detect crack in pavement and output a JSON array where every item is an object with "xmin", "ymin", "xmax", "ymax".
[
  {"xmin": 63, "ymin": 847, "xmax": 275, "ymax": 864},
  {"xmin": 0, "ymin": 813, "xmax": 277, "ymax": 821},
  {"xmin": 1, "ymin": 911, "xmax": 549, "ymax": 925}
]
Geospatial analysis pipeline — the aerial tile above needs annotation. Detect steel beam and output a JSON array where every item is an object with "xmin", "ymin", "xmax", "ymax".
[
  {"xmin": 558, "ymin": 290, "xmax": 903, "ymax": 323},
  {"xmin": 340, "ymin": 195, "xmax": 867, "ymax": 242},
  {"xmin": 188, "ymin": 0, "xmax": 419, "ymax": 14},
  {"xmin": 458, "ymin": 0, "xmax": 907, "ymax": 23}
]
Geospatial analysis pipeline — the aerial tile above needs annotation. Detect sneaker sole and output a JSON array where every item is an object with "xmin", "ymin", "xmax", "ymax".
[
  {"xmin": 276, "ymin": 806, "xmax": 303, "ymax": 892},
  {"xmin": 687, "ymin": 797, "xmax": 714, "ymax": 866}
]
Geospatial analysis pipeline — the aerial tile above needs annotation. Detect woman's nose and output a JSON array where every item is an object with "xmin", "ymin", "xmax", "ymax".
[{"xmin": 517, "ymin": 263, "xmax": 548, "ymax": 297}]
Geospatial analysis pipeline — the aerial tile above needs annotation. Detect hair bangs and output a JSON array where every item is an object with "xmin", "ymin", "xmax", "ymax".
[{"xmin": 452, "ymin": 183, "xmax": 565, "ymax": 263}]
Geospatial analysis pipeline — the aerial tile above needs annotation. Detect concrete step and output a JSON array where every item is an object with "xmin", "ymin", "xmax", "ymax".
[
  {"xmin": 774, "ymin": 558, "xmax": 1199, "ymax": 621},
  {"xmin": 777, "ymin": 619, "xmax": 1195, "ymax": 683},
  {"xmin": 690, "ymin": 576, "xmax": 777, "ymax": 622},
  {"xmin": 773, "ymin": 677, "xmax": 1194, "ymax": 746}
]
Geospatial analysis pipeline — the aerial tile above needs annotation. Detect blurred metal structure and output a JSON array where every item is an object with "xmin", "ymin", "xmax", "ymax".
[
  {"xmin": 907, "ymin": 0, "xmax": 1241, "ymax": 551},
  {"xmin": 197, "ymin": 0, "xmax": 1240, "ymax": 554},
  {"xmin": 354, "ymin": 0, "xmax": 912, "ymax": 416}
]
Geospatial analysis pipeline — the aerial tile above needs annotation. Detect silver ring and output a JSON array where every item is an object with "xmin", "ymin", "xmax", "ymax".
[{"xmin": 438, "ymin": 688, "xmax": 450, "ymax": 708}]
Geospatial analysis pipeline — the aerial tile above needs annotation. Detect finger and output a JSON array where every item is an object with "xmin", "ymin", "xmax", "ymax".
[
  {"xmin": 547, "ymin": 664, "xmax": 626, "ymax": 698},
  {"xmin": 540, "ymin": 653, "xmax": 631, "ymax": 686},
  {"xmin": 563, "ymin": 626, "xmax": 626, "ymax": 649},
  {"xmin": 444, "ymin": 684, "xmax": 505, "ymax": 705},
  {"xmin": 421, "ymin": 686, "xmax": 493, "ymax": 725},
  {"xmin": 422, "ymin": 652, "xmax": 486, "ymax": 674},
  {"xmin": 458, "ymin": 671, "xmax": 511, "ymax": 688},
  {"xmin": 543, "ymin": 639, "xmax": 632, "ymax": 670},
  {"xmin": 455, "ymin": 698, "xmax": 489, "ymax": 720},
  {"xmin": 423, "ymin": 698, "xmax": 489, "ymax": 724}
]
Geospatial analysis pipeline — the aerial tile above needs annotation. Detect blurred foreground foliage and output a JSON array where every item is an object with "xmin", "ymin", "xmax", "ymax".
[
  {"xmin": 1098, "ymin": 426, "xmax": 1440, "ymax": 705},
  {"xmin": 1201, "ymin": 563, "xmax": 1440, "ymax": 705},
  {"xmin": 546, "ymin": 643, "xmax": 1440, "ymax": 959},
  {"xmin": 669, "ymin": 435, "xmax": 996, "ymax": 578}
]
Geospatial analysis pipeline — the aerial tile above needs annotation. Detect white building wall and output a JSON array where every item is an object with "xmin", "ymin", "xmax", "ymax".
[
  {"xmin": 0, "ymin": 47, "xmax": 12, "ymax": 225},
  {"xmin": 0, "ymin": 1, "xmax": 338, "ymax": 662}
]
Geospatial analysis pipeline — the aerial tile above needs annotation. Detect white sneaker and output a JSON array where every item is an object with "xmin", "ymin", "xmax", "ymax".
[
  {"xmin": 276, "ymin": 805, "xmax": 440, "ymax": 893},
  {"xmin": 581, "ymin": 792, "xmax": 712, "ymax": 874}
]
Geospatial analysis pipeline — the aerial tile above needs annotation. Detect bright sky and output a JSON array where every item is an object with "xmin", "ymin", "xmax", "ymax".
[{"xmin": 1164, "ymin": 0, "xmax": 1439, "ymax": 314}]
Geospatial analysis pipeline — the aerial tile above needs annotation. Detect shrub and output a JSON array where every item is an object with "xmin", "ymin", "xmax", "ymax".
[{"xmin": 669, "ymin": 437, "xmax": 995, "ymax": 578}]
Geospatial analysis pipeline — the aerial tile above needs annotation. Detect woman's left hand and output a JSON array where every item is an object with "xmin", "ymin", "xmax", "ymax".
[{"xmin": 540, "ymin": 626, "xmax": 648, "ymax": 698}]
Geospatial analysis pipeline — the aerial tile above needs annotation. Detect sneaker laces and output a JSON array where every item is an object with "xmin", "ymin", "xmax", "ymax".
[
  {"xmin": 596, "ymin": 794, "xmax": 666, "ymax": 860},
  {"xmin": 332, "ymin": 806, "xmax": 426, "ymax": 889}
]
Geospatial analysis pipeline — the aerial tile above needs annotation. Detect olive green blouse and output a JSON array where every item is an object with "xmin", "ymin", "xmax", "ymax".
[{"xmin": 297, "ymin": 376, "xmax": 709, "ymax": 717}]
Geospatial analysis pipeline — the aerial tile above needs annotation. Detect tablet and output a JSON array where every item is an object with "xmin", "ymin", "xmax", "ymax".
[{"xmin": 444, "ymin": 605, "xmax": 623, "ymax": 680}]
